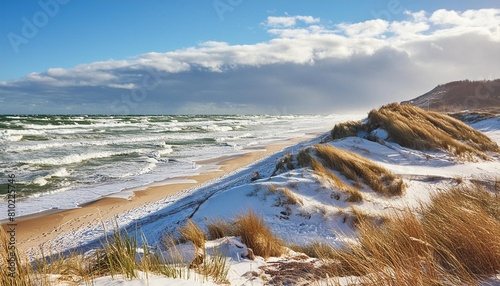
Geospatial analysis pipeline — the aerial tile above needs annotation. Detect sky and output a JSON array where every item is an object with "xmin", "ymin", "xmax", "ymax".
[{"xmin": 0, "ymin": 0, "xmax": 499, "ymax": 115}]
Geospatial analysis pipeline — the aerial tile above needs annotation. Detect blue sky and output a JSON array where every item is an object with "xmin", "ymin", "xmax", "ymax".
[{"xmin": 1, "ymin": 0, "xmax": 499, "ymax": 114}]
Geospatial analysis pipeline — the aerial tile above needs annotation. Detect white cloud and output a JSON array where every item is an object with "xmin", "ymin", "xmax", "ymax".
[
  {"xmin": 405, "ymin": 10, "xmax": 427, "ymax": 22},
  {"xmin": 429, "ymin": 9, "xmax": 499, "ymax": 27},
  {"xmin": 1, "ymin": 9, "xmax": 500, "ymax": 114},
  {"xmin": 338, "ymin": 19, "xmax": 389, "ymax": 37},
  {"xmin": 429, "ymin": 9, "xmax": 500, "ymax": 40},
  {"xmin": 389, "ymin": 21, "xmax": 430, "ymax": 39},
  {"xmin": 108, "ymin": 83, "xmax": 136, "ymax": 89},
  {"xmin": 265, "ymin": 15, "xmax": 320, "ymax": 27}
]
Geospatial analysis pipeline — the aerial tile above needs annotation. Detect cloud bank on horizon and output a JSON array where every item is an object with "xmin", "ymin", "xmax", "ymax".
[{"xmin": 1, "ymin": 8, "xmax": 500, "ymax": 115}]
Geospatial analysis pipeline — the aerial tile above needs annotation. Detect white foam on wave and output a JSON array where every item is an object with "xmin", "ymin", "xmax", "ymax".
[
  {"xmin": 31, "ymin": 168, "xmax": 71, "ymax": 185},
  {"xmin": 23, "ymin": 186, "xmax": 72, "ymax": 199},
  {"xmin": 7, "ymin": 140, "xmax": 85, "ymax": 152},
  {"xmin": 51, "ymin": 167, "xmax": 71, "ymax": 177},
  {"xmin": 215, "ymin": 132, "xmax": 254, "ymax": 143},
  {"xmin": 20, "ymin": 121, "xmax": 137, "ymax": 130},
  {"xmin": 32, "ymin": 176, "xmax": 48, "ymax": 186},
  {"xmin": 23, "ymin": 151, "xmax": 135, "ymax": 166},
  {"xmin": 0, "ymin": 130, "xmax": 24, "ymax": 142},
  {"xmin": 201, "ymin": 124, "xmax": 233, "ymax": 132},
  {"xmin": 6, "ymin": 135, "xmax": 175, "ymax": 152},
  {"xmin": 146, "ymin": 147, "xmax": 173, "ymax": 159}
]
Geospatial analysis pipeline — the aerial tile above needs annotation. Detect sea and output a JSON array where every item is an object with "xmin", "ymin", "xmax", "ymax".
[{"xmin": 0, "ymin": 114, "xmax": 357, "ymax": 219}]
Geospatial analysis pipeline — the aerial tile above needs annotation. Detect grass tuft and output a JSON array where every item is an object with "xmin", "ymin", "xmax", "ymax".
[
  {"xmin": 297, "ymin": 148, "xmax": 313, "ymax": 167},
  {"xmin": 277, "ymin": 187, "xmax": 303, "ymax": 206},
  {"xmin": 195, "ymin": 247, "xmax": 229, "ymax": 284},
  {"xmin": 367, "ymin": 103, "xmax": 499, "ymax": 160},
  {"xmin": 98, "ymin": 225, "xmax": 139, "ymax": 279},
  {"xmin": 306, "ymin": 152, "xmax": 363, "ymax": 202},
  {"xmin": 274, "ymin": 153, "xmax": 295, "ymax": 175},
  {"xmin": 289, "ymin": 241, "xmax": 338, "ymax": 260},
  {"xmin": 235, "ymin": 210, "xmax": 285, "ymax": 258},
  {"xmin": 204, "ymin": 210, "xmax": 287, "ymax": 259},
  {"xmin": 331, "ymin": 121, "xmax": 363, "ymax": 140},
  {"xmin": 314, "ymin": 144, "xmax": 405, "ymax": 196},
  {"xmin": 178, "ymin": 219, "xmax": 206, "ymax": 250},
  {"xmin": 0, "ymin": 226, "xmax": 35, "ymax": 285},
  {"xmin": 206, "ymin": 218, "xmax": 237, "ymax": 240}
]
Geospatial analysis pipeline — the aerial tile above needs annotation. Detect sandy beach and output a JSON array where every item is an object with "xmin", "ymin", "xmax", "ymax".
[{"xmin": 4, "ymin": 136, "xmax": 313, "ymax": 254}]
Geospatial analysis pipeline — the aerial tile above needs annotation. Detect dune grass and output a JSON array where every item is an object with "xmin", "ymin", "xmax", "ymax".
[
  {"xmin": 316, "ymin": 184, "xmax": 500, "ymax": 285},
  {"xmin": 273, "ymin": 147, "xmax": 313, "ymax": 174},
  {"xmin": 367, "ymin": 103, "xmax": 499, "ymax": 160},
  {"xmin": 420, "ymin": 186, "xmax": 500, "ymax": 276},
  {"xmin": 290, "ymin": 147, "xmax": 364, "ymax": 202},
  {"xmin": 289, "ymin": 241, "xmax": 339, "ymax": 260},
  {"xmin": 311, "ymin": 157, "xmax": 364, "ymax": 202},
  {"xmin": 186, "ymin": 210, "xmax": 285, "ymax": 260},
  {"xmin": 35, "ymin": 249, "xmax": 95, "ymax": 285},
  {"xmin": 205, "ymin": 209, "xmax": 286, "ymax": 258},
  {"xmin": 176, "ymin": 219, "xmax": 230, "ymax": 282},
  {"xmin": 98, "ymin": 225, "xmax": 142, "ymax": 279},
  {"xmin": 314, "ymin": 144, "xmax": 405, "ymax": 196},
  {"xmin": 274, "ymin": 153, "xmax": 295, "ymax": 174},
  {"xmin": 265, "ymin": 184, "xmax": 304, "ymax": 206},
  {"xmin": 234, "ymin": 210, "xmax": 285, "ymax": 258},
  {"xmin": 206, "ymin": 218, "xmax": 237, "ymax": 240},
  {"xmin": 0, "ymin": 226, "xmax": 99, "ymax": 285},
  {"xmin": 190, "ymin": 210, "xmax": 286, "ymax": 260},
  {"xmin": 0, "ymin": 226, "xmax": 35, "ymax": 285},
  {"xmin": 331, "ymin": 120, "xmax": 363, "ymax": 140},
  {"xmin": 272, "ymin": 144, "xmax": 403, "ymax": 199},
  {"xmin": 328, "ymin": 103, "xmax": 499, "ymax": 161},
  {"xmin": 178, "ymin": 219, "xmax": 206, "ymax": 250},
  {"xmin": 0, "ymin": 221, "xmax": 230, "ymax": 285},
  {"xmin": 278, "ymin": 187, "xmax": 303, "ymax": 206},
  {"xmin": 195, "ymin": 247, "xmax": 229, "ymax": 284},
  {"xmin": 297, "ymin": 148, "xmax": 313, "ymax": 167}
]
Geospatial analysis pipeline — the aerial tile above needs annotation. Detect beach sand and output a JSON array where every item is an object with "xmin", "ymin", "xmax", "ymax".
[{"xmin": 5, "ymin": 136, "xmax": 314, "ymax": 254}]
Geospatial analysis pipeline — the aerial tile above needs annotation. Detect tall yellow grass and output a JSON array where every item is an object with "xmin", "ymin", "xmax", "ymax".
[
  {"xmin": 234, "ymin": 210, "xmax": 285, "ymax": 258},
  {"xmin": 368, "ymin": 103, "xmax": 499, "ymax": 159},
  {"xmin": 310, "ymin": 157, "xmax": 364, "ymax": 202},
  {"xmin": 331, "ymin": 120, "xmax": 363, "ymax": 140},
  {"xmin": 321, "ymin": 185, "xmax": 500, "ymax": 285},
  {"xmin": 206, "ymin": 218, "xmax": 237, "ymax": 240},
  {"xmin": 178, "ymin": 219, "xmax": 206, "ymax": 250},
  {"xmin": 203, "ymin": 210, "xmax": 286, "ymax": 259},
  {"xmin": 314, "ymin": 144, "xmax": 405, "ymax": 196},
  {"xmin": 276, "ymin": 186, "xmax": 303, "ymax": 206},
  {"xmin": 0, "ymin": 226, "xmax": 35, "ymax": 285},
  {"xmin": 421, "ymin": 186, "xmax": 500, "ymax": 276}
]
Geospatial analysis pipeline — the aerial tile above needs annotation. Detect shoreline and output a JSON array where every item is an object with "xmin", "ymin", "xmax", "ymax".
[{"xmin": 4, "ymin": 135, "xmax": 317, "ymax": 253}]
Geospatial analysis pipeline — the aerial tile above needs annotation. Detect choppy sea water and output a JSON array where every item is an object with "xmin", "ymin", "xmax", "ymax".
[{"xmin": 0, "ymin": 114, "xmax": 357, "ymax": 219}]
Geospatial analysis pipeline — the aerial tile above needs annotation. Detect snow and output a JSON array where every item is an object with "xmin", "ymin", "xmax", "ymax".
[
  {"xmin": 191, "ymin": 170, "xmax": 355, "ymax": 246},
  {"xmin": 370, "ymin": 128, "xmax": 388, "ymax": 140},
  {"xmin": 42, "ymin": 114, "xmax": 500, "ymax": 285},
  {"xmin": 88, "ymin": 272, "xmax": 219, "ymax": 286}
]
